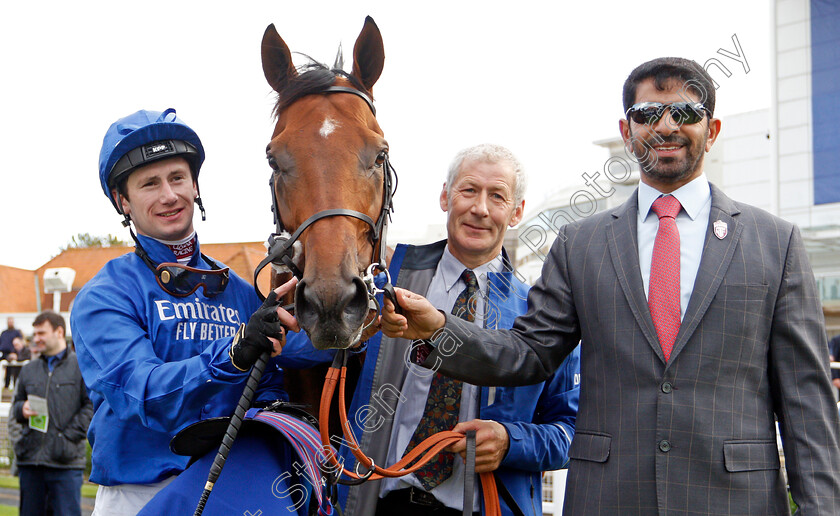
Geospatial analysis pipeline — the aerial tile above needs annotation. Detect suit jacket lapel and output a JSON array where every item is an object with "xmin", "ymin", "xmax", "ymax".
[
  {"xmin": 607, "ymin": 192, "xmax": 664, "ymax": 361},
  {"xmin": 668, "ymin": 184, "xmax": 743, "ymax": 364}
]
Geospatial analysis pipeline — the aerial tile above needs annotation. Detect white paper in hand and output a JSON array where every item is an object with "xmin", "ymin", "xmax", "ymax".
[{"xmin": 27, "ymin": 395, "xmax": 49, "ymax": 433}]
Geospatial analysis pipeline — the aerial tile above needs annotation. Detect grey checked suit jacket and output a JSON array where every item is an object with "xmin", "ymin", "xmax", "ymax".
[{"xmin": 430, "ymin": 185, "xmax": 840, "ymax": 515}]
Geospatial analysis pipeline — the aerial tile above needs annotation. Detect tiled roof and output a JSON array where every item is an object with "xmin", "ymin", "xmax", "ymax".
[
  {"xmin": 37, "ymin": 246, "xmax": 134, "ymax": 286},
  {"xmin": 0, "ymin": 242, "xmax": 272, "ymax": 313},
  {"xmin": 0, "ymin": 265, "xmax": 40, "ymax": 312},
  {"xmin": 201, "ymin": 242, "xmax": 273, "ymax": 295}
]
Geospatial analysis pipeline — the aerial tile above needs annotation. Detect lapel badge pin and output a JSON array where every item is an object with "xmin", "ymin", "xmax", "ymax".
[{"xmin": 713, "ymin": 220, "xmax": 728, "ymax": 240}]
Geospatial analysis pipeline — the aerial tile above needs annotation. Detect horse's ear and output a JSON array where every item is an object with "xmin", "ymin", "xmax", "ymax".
[
  {"xmin": 262, "ymin": 23, "xmax": 297, "ymax": 93},
  {"xmin": 333, "ymin": 43, "xmax": 345, "ymax": 71},
  {"xmin": 351, "ymin": 16, "xmax": 385, "ymax": 93}
]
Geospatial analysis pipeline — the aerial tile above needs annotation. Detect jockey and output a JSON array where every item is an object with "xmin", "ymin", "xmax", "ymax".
[{"xmin": 71, "ymin": 108, "xmax": 296, "ymax": 515}]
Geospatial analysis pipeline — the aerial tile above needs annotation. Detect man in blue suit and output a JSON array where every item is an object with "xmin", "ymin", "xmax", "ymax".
[{"xmin": 333, "ymin": 144, "xmax": 580, "ymax": 515}]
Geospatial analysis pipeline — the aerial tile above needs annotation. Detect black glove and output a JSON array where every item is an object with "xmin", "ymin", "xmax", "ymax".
[{"xmin": 229, "ymin": 291, "xmax": 286, "ymax": 371}]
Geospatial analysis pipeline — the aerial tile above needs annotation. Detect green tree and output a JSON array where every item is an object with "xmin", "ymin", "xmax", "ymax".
[{"xmin": 62, "ymin": 233, "xmax": 128, "ymax": 250}]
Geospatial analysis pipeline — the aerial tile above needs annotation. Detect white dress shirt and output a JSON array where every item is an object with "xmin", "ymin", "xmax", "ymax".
[
  {"xmin": 379, "ymin": 245, "xmax": 502, "ymax": 511},
  {"xmin": 637, "ymin": 174, "xmax": 712, "ymax": 319}
]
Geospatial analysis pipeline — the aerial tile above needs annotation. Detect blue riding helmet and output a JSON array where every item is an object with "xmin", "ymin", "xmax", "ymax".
[{"xmin": 98, "ymin": 108, "xmax": 206, "ymax": 213}]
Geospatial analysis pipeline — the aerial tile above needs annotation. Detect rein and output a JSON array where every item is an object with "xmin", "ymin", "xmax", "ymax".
[
  {"xmin": 319, "ymin": 349, "xmax": 502, "ymax": 516},
  {"xmin": 252, "ymin": 85, "xmax": 502, "ymax": 515}
]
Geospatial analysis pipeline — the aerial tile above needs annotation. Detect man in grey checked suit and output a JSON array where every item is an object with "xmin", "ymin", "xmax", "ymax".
[{"xmin": 381, "ymin": 57, "xmax": 840, "ymax": 514}]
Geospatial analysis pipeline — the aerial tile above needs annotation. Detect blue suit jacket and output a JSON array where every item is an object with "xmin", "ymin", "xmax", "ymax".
[{"xmin": 338, "ymin": 241, "xmax": 580, "ymax": 515}]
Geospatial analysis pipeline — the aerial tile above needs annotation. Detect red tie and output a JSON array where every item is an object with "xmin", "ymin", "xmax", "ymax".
[{"xmin": 648, "ymin": 195, "xmax": 682, "ymax": 362}]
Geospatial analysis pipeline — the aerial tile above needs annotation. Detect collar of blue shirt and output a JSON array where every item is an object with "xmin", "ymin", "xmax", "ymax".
[
  {"xmin": 44, "ymin": 348, "xmax": 67, "ymax": 372},
  {"xmin": 439, "ymin": 245, "xmax": 503, "ymax": 296}
]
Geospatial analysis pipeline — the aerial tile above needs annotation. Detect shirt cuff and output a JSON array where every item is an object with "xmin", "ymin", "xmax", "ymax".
[{"xmin": 412, "ymin": 339, "xmax": 436, "ymax": 364}]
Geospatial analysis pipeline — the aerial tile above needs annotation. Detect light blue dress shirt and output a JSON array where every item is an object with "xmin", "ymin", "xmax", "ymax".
[
  {"xmin": 637, "ymin": 174, "xmax": 712, "ymax": 319},
  {"xmin": 380, "ymin": 245, "xmax": 501, "ymax": 511}
]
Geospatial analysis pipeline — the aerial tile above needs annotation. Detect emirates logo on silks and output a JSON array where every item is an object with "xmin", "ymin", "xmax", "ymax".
[{"xmin": 713, "ymin": 220, "xmax": 728, "ymax": 240}]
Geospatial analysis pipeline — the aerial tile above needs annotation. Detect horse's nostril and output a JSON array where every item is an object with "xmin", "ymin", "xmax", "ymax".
[
  {"xmin": 344, "ymin": 276, "xmax": 370, "ymax": 321},
  {"xmin": 295, "ymin": 276, "xmax": 372, "ymax": 349},
  {"xmin": 296, "ymin": 278, "xmax": 368, "ymax": 327},
  {"xmin": 295, "ymin": 280, "xmax": 321, "ymax": 329}
]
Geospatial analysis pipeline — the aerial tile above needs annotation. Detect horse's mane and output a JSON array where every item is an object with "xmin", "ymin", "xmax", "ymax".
[{"xmin": 273, "ymin": 59, "xmax": 372, "ymax": 119}]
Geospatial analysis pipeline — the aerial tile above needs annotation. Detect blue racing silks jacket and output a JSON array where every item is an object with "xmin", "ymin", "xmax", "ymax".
[
  {"xmin": 281, "ymin": 241, "xmax": 581, "ymax": 516},
  {"xmin": 70, "ymin": 234, "xmax": 288, "ymax": 486}
]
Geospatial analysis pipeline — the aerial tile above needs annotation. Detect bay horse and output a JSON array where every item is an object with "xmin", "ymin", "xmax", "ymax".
[
  {"xmin": 256, "ymin": 15, "xmax": 393, "ymax": 442},
  {"xmin": 258, "ymin": 19, "xmax": 501, "ymax": 515},
  {"xmin": 173, "ymin": 18, "xmax": 500, "ymax": 516},
  {"xmin": 260, "ymin": 16, "xmax": 392, "ymax": 352},
  {"xmin": 183, "ymin": 18, "xmax": 395, "ymax": 516}
]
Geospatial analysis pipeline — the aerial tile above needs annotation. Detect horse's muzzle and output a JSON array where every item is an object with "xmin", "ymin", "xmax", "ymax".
[{"xmin": 295, "ymin": 276, "xmax": 370, "ymax": 349}]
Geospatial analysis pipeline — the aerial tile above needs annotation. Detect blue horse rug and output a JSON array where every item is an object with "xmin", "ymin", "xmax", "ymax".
[{"xmin": 138, "ymin": 408, "xmax": 336, "ymax": 516}]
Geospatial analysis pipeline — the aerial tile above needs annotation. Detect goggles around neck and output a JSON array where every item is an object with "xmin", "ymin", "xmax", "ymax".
[
  {"xmin": 626, "ymin": 101, "xmax": 710, "ymax": 126},
  {"xmin": 134, "ymin": 241, "xmax": 229, "ymax": 298}
]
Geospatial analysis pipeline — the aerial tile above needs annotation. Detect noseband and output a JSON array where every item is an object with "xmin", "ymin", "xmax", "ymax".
[
  {"xmin": 253, "ymin": 85, "xmax": 397, "ymax": 300},
  {"xmin": 250, "ymin": 85, "xmax": 504, "ymax": 516}
]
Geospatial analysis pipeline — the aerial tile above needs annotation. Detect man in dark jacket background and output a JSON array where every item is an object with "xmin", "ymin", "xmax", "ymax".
[
  {"xmin": 0, "ymin": 317, "xmax": 23, "ymax": 361},
  {"xmin": 13, "ymin": 311, "xmax": 93, "ymax": 516}
]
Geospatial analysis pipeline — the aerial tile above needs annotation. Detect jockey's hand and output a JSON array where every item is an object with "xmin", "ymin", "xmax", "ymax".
[
  {"xmin": 230, "ymin": 279, "xmax": 299, "ymax": 371},
  {"xmin": 380, "ymin": 288, "xmax": 445, "ymax": 340},
  {"xmin": 272, "ymin": 277, "xmax": 300, "ymax": 334},
  {"xmin": 447, "ymin": 419, "xmax": 510, "ymax": 473}
]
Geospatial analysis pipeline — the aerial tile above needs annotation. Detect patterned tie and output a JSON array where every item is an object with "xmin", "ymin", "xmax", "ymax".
[
  {"xmin": 648, "ymin": 195, "xmax": 682, "ymax": 362},
  {"xmin": 405, "ymin": 269, "xmax": 479, "ymax": 490}
]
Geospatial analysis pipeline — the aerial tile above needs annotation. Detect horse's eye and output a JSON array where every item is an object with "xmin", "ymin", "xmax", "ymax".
[
  {"xmin": 267, "ymin": 154, "xmax": 279, "ymax": 171},
  {"xmin": 375, "ymin": 151, "xmax": 387, "ymax": 167}
]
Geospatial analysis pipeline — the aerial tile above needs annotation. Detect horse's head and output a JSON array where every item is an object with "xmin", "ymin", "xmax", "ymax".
[{"xmin": 261, "ymin": 17, "xmax": 390, "ymax": 350}]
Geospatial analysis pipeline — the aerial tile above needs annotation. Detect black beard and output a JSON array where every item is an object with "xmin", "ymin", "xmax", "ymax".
[{"xmin": 634, "ymin": 134, "xmax": 706, "ymax": 185}]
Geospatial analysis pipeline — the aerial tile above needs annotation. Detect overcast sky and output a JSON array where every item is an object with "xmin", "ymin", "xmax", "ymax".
[{"xmin": 0, "ymin": 0, "xmax": 773, "ymax": 270}]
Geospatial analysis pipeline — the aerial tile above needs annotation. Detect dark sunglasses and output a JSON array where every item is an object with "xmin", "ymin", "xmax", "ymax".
[
  {"xmin": 626, "ymin": 101, "xmax": 710, "ymax": 126},
  {"xmin": 135, "ymin": 245, "xmax": 229, "ymax": 297}
]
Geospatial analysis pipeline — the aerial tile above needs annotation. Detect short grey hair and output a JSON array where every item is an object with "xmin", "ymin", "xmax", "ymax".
[{"xmin": 446, "ymin": 144, "xmax": 527, "ymax": 205}]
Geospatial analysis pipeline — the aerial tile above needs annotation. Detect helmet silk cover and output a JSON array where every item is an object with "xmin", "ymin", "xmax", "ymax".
[{"xmin": 98, "ymin": 108, "xmax": 205, "ymax": 212}]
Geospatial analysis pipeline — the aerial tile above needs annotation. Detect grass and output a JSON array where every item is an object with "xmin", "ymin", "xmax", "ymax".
[
  {"xmin": 0, "ymin": 505, "xmax": 16, "ymax": 516},
  {"xmin": 0, "ymin": 474, "xmax": 98, "ymax": 499}
]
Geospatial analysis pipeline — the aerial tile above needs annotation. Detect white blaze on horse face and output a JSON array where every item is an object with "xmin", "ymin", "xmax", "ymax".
[{"xmin": 319, "ymin": 117, "xmax": 340, "ymax": 139}]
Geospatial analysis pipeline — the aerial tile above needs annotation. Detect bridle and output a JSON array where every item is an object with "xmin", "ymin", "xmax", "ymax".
[
  {"xmin": 195, "ymin": 84, "xmax": 400, "ymax": 516},
  {"xmin": 251, "ymin": 85, "xmax": 505, "ymax": 516},
  {"xmin": 252, "ymin": 85, "xmax": 397, "ymax": 302}
]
